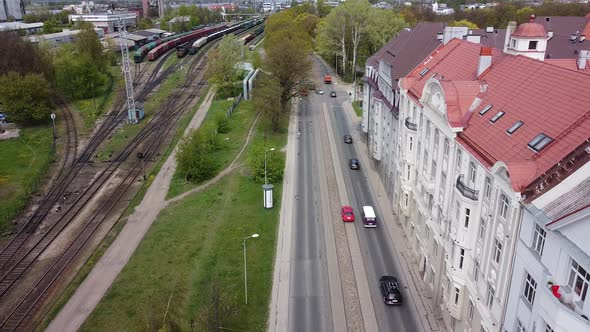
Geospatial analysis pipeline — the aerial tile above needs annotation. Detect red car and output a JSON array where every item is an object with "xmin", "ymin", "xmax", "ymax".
[{"xmin": 341, "ymin": 206, "xmax": 355, "ymax": 222}]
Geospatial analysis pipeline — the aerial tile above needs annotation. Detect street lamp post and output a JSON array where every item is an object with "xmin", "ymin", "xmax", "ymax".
[
  {"xmin": 243, "ymin": 233, "xmax": 259, "ymax": 305},
  {"xmin": 264, "ymin": 147, "xmax": 275, "ymax": 185},
  {"xmin": 50, "ymin": 113, "xmax": 56, "ymax": 150}
]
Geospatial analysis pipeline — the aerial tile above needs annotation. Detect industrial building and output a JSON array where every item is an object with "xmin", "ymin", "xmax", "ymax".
[
  {"xmin": 27, "ymin": 28, "xmax": 105, "ymax": 47},
  {"xmin": 0, "ymin": 21, "xmax": 43, "ymax": 34},
  {"xmin": 68, "ymin": 12, "xmax": 137, "ymax": 34},
  {"xmin": 0, "ymin": 0, "xmax": 24, "ymax": 21}
]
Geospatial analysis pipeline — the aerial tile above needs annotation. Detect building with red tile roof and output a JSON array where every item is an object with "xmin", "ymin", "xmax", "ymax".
[{"xmin": 361, "ymin": 16, "xmax": 590, "ymax": 332}]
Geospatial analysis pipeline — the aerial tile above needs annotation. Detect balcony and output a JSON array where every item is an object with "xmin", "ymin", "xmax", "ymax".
[
  {"xmin": 539, "ymin": 283, "xmax": 590, "ymax": 330},
  {"xmin": 405, "ymin": 117, "xmax": 417, "ymax": 131},
  {"xmin": 455, "ymin": 175, "xmax": 479, "ymax": 201}
]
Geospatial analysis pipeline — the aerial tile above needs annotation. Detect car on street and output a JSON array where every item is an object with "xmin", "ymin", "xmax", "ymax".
[
  {"xmin": 317, "ymin": 89, "xmax": 324, "ymax": 95},
  {"xmin": 330, "ymin": 91, "xmax": 337, "ymax": 97},
  {"xmin": 341, "ymin": 206, "xmax": 355, "ymax": 222},
  {"xmin": 344, "ymin": 135, "xmax": 353, "ymax": 144},
  {"xmin": 300, "ymin": 89, "xmax": 308, "ymax": 97},
  {"xmin": 380, "ymin": 276, "xmax": 403, "ymax": 305},
  {"xmin": 349, "ymin": 158, "xmax": 359, "ymax": 170}
]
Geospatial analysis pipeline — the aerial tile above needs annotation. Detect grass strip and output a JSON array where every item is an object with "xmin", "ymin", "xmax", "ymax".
[
  {"xmin": 0, "ymin": 126, "xmax": 54, "ymax": 234},
  {"xmin": 352, "ymin": 100, "xmax": 362, "ymax": 117}
]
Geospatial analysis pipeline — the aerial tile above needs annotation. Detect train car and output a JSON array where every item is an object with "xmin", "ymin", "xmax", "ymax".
[
  {"xmin": 176, "ymin": 43, "xmax": 190, "ymax": 58},
  {"xmin": 244, "ymin": 34, "xmax": 256, "ymax": 44},
  {"xmin": 189, "ymin": 37, "xmax": 207, "ymax": 54},
  {"xmin": 147, "ymin": 24, "xmax": 227, "ymax": 62}
]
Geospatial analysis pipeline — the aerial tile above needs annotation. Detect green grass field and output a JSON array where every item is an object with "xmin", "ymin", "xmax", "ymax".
[
  {"xmin": 352, "ymin": 100, "xmax": 362, "ymax": 117},
  {"xmin": 167, "ymin": 99, "xmax": 257, "ymax": 198},
  {"xmin": 0, "ymin": 126, "xmax": 53, "ymax": 234},
  {"xmin": 73, "ymin": 68, "xmax": 121, "ymax": 131},
  {"xmin": 81, "ymin": 112, "xmax": 288, "ymax": 332}
]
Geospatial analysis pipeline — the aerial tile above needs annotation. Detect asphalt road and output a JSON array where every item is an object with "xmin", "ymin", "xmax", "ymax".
[
  {"xmin": 288, "ymin": 94, "xmax": 333, "ymax": 332},
  {"xmin": 314, "ymin": 57, "xmax": 422, "ymax": 332}
]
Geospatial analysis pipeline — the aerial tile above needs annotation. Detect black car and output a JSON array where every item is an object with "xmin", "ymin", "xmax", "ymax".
[
  {"xmin": 380, "ymin": 276, "xmax": 403, "ymax": 305},
  {"xmin": 330, "ymin": 91, "xmax": 337, "ymax": 97},
  {"xmin": 344, "ymin": 135, "xmax": 353, "ymax": 144},
  {"xmin": 349, "ymin": 158, "xmax": 359, "ymax": 170}
]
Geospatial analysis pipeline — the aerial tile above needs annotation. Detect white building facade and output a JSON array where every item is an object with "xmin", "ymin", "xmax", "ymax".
[
  {"xmin": 361, "ymin": 18, "xmax": 590, "ymax": 332},
  {"xmin": 504, "ymin": 163, "xmax": 590, "ymax": 332}
]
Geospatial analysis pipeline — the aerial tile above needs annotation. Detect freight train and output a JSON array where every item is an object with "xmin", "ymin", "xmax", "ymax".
[{"xmin": 134, "ymin": 19, "xmax": 264, "ymax": 63}]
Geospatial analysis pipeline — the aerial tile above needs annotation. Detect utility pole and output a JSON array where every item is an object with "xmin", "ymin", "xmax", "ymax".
[{"xmin": 118, "ymin": 16, "xmax": 138, "ymax": 124}]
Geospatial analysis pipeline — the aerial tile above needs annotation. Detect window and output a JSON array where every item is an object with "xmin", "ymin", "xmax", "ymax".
[
  {"xmin": 404, "ymin": 193, "xmax": 409, "ymax": 207},
  {"xmin": 430, "ymin": 160, "xmax": 437, "ymax": 181},
  {"xmin": 443, "ymin": 139, "xmax": 450, "ymax": 160},
  {"xmin": 532, "ymin": 224, "xmax": 546, "ymax": 256},
  {"xmin": 406, "ymin": 164, "xmax": 411, "ymax": 180},
  {"xmin": 433, "ymin": 129, "xmax": 440, "ymax": 155},
  {"xmin": 479, "ymin": 218, "xmax": 487, "ymax": 240},
  {"xmin": 523, "ymin": 273, "xmax": 537, "ymax": 305},
  {"xmin": 425, "ymin": 121, "xmax": 431, "ymax": 143},
  {"xmin": 528, "ymin": 40, "xmax": 538, "ymax": 50},
  {"xmin": 459, "ymin": 248, "xmax": 465, "ymax": 269},
  {"xmin": 486, "ymin": 283, "xmax": 495, "ymax": 308},
  {"xmin": 528, "ymin": 133, "xmax": 554, "ymax": 152},
  {"xmin": 468, "ymin": 299, "xmax": 475, "ymax": 322},
  {"xmin": 464, "ymin": 208, "xmax": 471, "ymax": 228},
  {"xmin": 484, "ymin": 177, "xmax": 492, "ymax": 199},
  {"xmin": 499, "ymin": 194, "xmax": 510, "ymax": 220},
  {"xmin": 408, "ymin": 136, "xmax": 413, "ymax": 152},
  {"xmin": 490, "ymin": 111, "xmax": 505, "ymax": 123},
  {"xmin": 439, "ymin": 172, "xmax": 447, "ymax": 201},
  {"xmin": 468, "ymin": 162, "xmax": 477, "ymax": 184},
  {"xmin": 507, "ymin": 121, "xmax": 524, "ymax": 135},
  {"xmin": 433, "ymin": 240, "xmax": 438, "ymax": 257},
  {"xmin": 478, "ymin": 104, "xmax": 493, "ymax": 116},
  {"xmin": 422, "ymin": 151, "xmax": 428, "ymax": 174},
  {"xmin": 511, "ymin": 39, "xmax": 517, "ymax": 48},
  {"xmin": 516, "ymin": 320, "xmax": 525, "ymax": 332},
  {"xmin": 454, "ymin": 287, "xmax": 460, "ymax": 304},
  {"xmin": 456, "ymin": 149, "xmax": 462, "ymax": 170},
  {"xmin": 545, "ymin": 323, "xmax": 554, "ymax": 332},
  {"xmin": 455, "ymin": 201, "xmax": 461, "ymax": 221},
  {"xmin": 474, "ymin": 260, "xmax": 480, "ymax": 282},
  {"xmin": 493, "ymin": 239, "xmax": 503, "ymax": 264},
  {"xmin": 568, "ymin": 259, "xmax": 590, "ymax": 302}
]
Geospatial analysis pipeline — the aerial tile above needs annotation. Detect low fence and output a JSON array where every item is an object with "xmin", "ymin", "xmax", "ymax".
[{"xmin": 226, "ymin": 93, "xmax": 243, "ymax": 118}]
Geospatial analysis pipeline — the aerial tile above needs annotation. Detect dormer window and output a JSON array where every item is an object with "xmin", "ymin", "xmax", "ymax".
[
  {"xmin": 490, "ymin": 111, "xmax": 505, "ymax": 123},
  {"xmin": 511, "ymin": 39, "xmax": 517, "ymax": 48},
  {"xmin": 528, "ymin": 133, "xmax": 553, "ymax": 152},
  {"xmin": 528, "ymin": 41, "xmax": 538, "ymax": 50}
]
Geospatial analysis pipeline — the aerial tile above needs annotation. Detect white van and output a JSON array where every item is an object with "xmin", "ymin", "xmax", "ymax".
[{"xmin": 362, "ymin": 206, "xmax": 377, "ymax": 228}]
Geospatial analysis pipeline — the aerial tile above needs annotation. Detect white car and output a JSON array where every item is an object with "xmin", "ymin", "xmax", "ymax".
[{"xmin": 317, "ymin": 90, "xmax": 324, "ymax": 95}]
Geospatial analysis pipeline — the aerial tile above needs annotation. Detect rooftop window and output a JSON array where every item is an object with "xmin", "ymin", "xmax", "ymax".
[
  {"xmin": 506, "ymin": 121, "xmax": 524, "ymax": 135},
  {"xmin": 478, "ymin": 104, "xmax": 493, "ymax": 116},
  {"xmin": 419, "ymin": 68, "xmax": 430, "ymax": 77},
  {"xmin": 489, "ymin": 111, "xmax": 505, "ymax": 123},
  {"xmin": 528, "ymin": 133, "xmax": 554, "ymax": 152}
]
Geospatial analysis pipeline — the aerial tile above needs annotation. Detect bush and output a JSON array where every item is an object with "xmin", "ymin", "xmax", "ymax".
[
  {"xmin": 246, "ymin": 143, "xmax": 285, "ymax": 184},
  {"xmin": 175, "ymin": 129, "xmax": 216, "ymax": 183},
  {"xmin": 215, "ymin": 113, "xmax": 230, "ymax": 134}
]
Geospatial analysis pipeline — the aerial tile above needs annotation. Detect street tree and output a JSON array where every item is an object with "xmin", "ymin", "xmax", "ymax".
[
  {"xmin": 176, "ymin": 129, "xmax": 216, "ymax": 183},
  {"xmin": 316, "ymin": 6, "xmax": 348, "ymax": 75},
  {"xmin": 205, "ymin": 34, "xmax": 243, "ymax": 96},
  {"xmin": 0, "ymin": 72, "xmax": 52, "ymax": 124},
  {"xmin": 449, "ymin": 19, "xmax": 479, "ymax": 29},
  {"xmin": 366, "ymin": 9, "xmax": 406, "ymax": 54},
  {"xmin": 246, "ymin": 142, "xmax": 285, "ymax": 184},
  {"xmin": 252, "ymin": 74, "xmax": 283, "ymax": 131},
  {"xmin": 343, "ymin": 0, "xmax": 370, "ymax": 84}
]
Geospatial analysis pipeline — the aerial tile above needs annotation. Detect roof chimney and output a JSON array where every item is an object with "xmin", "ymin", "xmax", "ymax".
[
  {"xmin": 478, "ymin": 47, "xmax": 493, "ymax": 77},
  {"xmin": 578, "ymin": 50, "xmax": 590, "ymax": 70},
  {"xmin": 547, "ymin": 30, "xmax": 553, "ymax": 39}
]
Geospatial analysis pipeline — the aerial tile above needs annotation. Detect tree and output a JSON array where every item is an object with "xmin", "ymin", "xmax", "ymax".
[
  {"xmin": 294, "ymin": 13, "xmax": 320, "ymax": 39},
  {"xmin": 0, "ymin": 72, "xmax": 52, "ymax": 124},
  {"xmin": 264, "ymin": 28, "xmax": 312, "ymax": 116},
  {"xmin": 366, "ymin": 9, "xmax": 406, "ymax": 55},
  {"xmin": 246, "ymin": 142, "xmax": 285, "ymax": 184},
  {"xmin": 449, "ymin": 19, "xmax": 479, "ymax": 29},
  {"xmin": 137, "ymin": 18, "xmax": 153, "ymax": 29},
  {"xmin": 0, "ymin": 31, "xmax": 53, "ymax": 79},
  {"xmin": 175, "ymin": 129, "xmax": 216, "ymax": 183},
  {"xmin": 515, "ymin": 7, "xmax": 535, "ymax": 24},
  {"xmin": 74, "ymin": 24, "xmax": 107, "ymax": 72},
  {"xmin": 317, "ymin": 6, "xmax": 348, "ymax": 75},
  {"xmin": 205, "ymin": 34, "xmax": 242, "ymax": 95},
  {"xmin": 54, "ymin": 45, "xmax": 107, "ymax": 99},
  {"xmin": 42, "ymin": 19, "xmax": 62, "ymax": 34},
  {"xmin": 253, "ymin": 74, "xmax": 283, "ymax": 131},
  {"xmin": 316, "ymin": 0, "xmax": 332, "ymax": 17},
  {"xmin": 343, "ymin": 0, "xmax": 370, "ymax": 83}
]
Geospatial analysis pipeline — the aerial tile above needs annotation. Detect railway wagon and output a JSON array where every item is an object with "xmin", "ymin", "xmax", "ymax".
[
  {"xmin": 189, "ymin": 37, "xmax": 207, "ymax": 54},
  {"xmin": 176, "ymin": 43, "xmax": 190, "ymax": 58},
  {"xmin": 244, "ymin": 34, "xmax": 256, "ymax": 44},
  {"xmin": 147, "ymin": 25, "xmax": 227, "ymax": 61}
]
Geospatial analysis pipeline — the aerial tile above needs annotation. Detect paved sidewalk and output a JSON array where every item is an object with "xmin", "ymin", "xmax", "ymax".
[
  {"xmin": 333, "ymin": 77, "xmax": 447, "ymax": 332},
  {"xmin": 46, "ymin": 88, "xmax": 217, "ymax": 332}
]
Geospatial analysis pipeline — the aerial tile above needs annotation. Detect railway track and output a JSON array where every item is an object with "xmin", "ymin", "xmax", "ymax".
[{"xmin": 0, "ymin": 41, "xmax": 212, "ymax": 331}]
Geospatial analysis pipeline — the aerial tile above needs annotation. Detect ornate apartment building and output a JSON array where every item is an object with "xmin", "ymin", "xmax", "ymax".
[{"xmin": 362, "ymin": 17, "xmax": 590, "ymax": 332}]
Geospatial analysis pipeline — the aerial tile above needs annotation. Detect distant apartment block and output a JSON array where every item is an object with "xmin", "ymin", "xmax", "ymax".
[{"xmin": 0, "ymin": 0, "xmax": 24, "ymax": 21}]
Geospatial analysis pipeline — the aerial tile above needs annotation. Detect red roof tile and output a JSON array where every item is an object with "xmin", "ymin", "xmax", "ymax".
[
  {"xmin": 403, "ymin": 39, "xmax": 590, "ymax": 192},
  {"xmin": 512, "ymin": 22, "xmax": 547, "ymax": 38}
]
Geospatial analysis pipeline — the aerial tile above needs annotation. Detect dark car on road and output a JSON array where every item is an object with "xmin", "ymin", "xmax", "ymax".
[
  {"xmin": 349, "ymin": 158, "xmax": 359, "ymax": 170},
  {"xmin": 380, "ymin": 276, "xmax": 403, "ymax": 305},
  {"xmin": 344, "ymin": 135, "xmax": 353, "ymax": 144},
  {"xmin": 330, "ymin": 91, "xmax": 337, "ymax": 97}
]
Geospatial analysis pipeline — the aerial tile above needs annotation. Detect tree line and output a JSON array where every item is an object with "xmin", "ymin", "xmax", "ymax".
[{"xmin": 0, "ymin": 23, "xmax": 111, "ymax": 125}]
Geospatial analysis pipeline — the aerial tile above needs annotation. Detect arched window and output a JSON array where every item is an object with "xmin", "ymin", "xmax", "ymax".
[
  {"xmin": 499, "ymin": 194, "xmax": 510, "ymax": 220},
  {"xmin": 468, "ymin": 162, "xmax": 477, "ymax": 185}
]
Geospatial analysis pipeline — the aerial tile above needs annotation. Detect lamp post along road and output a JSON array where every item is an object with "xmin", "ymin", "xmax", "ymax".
[
  {"xmin": 50, "ymin": 113, "xmax": 56, "ymax": 150},
  {"xmin": 264, "ymin": 147, "xmax": 275, "ymax": 185},
  {"xmin": 243, "ymin": 233, "xmax": 259, "ymax": 305}
]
